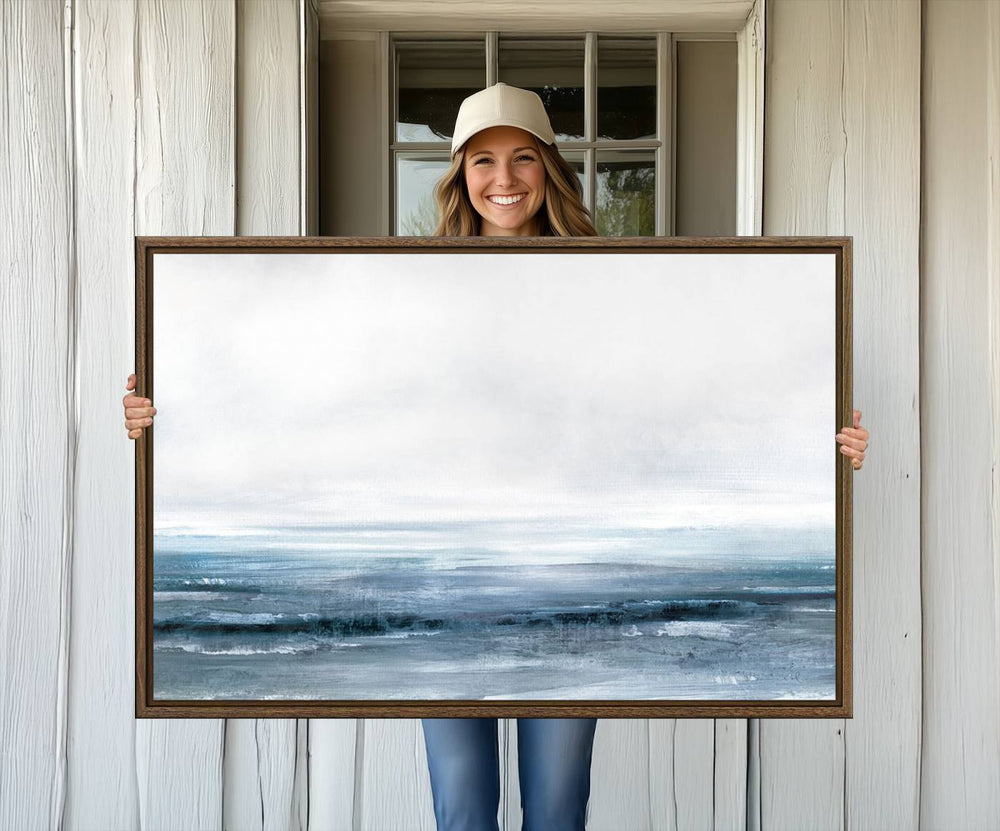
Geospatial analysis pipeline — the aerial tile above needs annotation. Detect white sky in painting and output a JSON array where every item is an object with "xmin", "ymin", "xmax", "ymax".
[{"xmin": 152, "ymin": 252, "xmax": 836, "ymax": 528}]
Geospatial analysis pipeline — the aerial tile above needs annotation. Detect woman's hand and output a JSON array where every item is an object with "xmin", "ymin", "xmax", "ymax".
[
  {"xmin": 123, "ymin": 373, "xmax": 156, "ymax": 439},
  {"xmin": 836, "ymin": 409, "xmax": 868, "ymax": 471}
]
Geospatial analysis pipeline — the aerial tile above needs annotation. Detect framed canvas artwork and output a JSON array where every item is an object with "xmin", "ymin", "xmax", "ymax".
[{"xmin": 134, "ymin": 236, "xmax": 853, "ymax": 718}]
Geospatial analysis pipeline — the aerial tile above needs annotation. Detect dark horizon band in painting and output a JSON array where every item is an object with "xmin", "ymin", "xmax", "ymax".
[{"xmin": 134, "ymin": 237, "xmax": 852, "ymax": 719}]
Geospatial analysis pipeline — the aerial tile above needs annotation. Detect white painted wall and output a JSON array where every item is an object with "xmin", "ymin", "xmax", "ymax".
[
  {"xmin": 2, "ymin": 1, "xmax": 998, "ymax": 829},
  {"xmin": 319, "ymin": 36, "xmax": 382, "ymax": 235},
  {"xmin": 675, "ymin": 40, "xmax": 738, "ymax": 235}
]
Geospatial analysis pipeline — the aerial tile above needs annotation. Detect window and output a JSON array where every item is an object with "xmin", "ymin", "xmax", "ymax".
[
  {"xmin": 391, "ymin": 34, "xmax": 670, "ymax": 237},
  {"xmin": 316, "ymin": 31, "xmax": 739, "ymax": 237}
]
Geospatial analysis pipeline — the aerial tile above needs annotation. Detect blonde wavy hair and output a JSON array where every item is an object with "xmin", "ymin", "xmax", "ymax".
[{"xmin": 432, "ymin": 138, "xmax": 597, "ymax": 237}]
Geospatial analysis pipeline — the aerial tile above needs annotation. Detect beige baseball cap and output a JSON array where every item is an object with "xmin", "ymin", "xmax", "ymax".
[{"xmin": 450, "ymin": 83, "xmax": 556, "ymax": 157}]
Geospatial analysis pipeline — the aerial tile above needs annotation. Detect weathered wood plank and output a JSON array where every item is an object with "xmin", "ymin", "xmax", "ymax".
[
  {"xmin": 842, "ymin": 2, "xmax": 921, "ymax": 828},
  {"xmin": 499, "ymin": 719, "xmax": 517, "ymax": 830},
  {"xmin": 587, "ymin": 720, "xmax": 650, "ymax": 830},
  {"xmin": 674, "ymin": 720, "xmax": 718, "ymax": 827},
  {"xmin": 920, "ymin": 1, "xmax": 1000, "ymax": 825},
  {"xmin": 665, "ymin": 720, "xmax": 716, "ymax": 829},
  {"xmin": 224, "ymin": 1, "xmax": 305, "ymax": 828},
  {"xmin": 760, "ymin": 721, "xmax": 844, "ymax": 830},
  {"xmin": 0, "ymin": 1, "xmax": 72, "ymax": 829},
  {"xmin": 761, "ymin": 1, "xmax": 847, "ymax": 825},
  {"xmin": 134, "ymin": 0, "xmax": 236, "ymax": 235},
  {"xmin": 309, "ymin": 719, "xmax": 359, "ymax": 829},
  {"xmin": 763, "ymin": 0, "xmax": 922, "ymax": 828},
  {"xmin": 714, "ymin": 719, "xmax": 748, "ymax": 830},
  {"xmin": 133, "ymin": 0, "xmax": 235, "ymax": 825},
  {"xmin": 236, "ymin": 0, "xmax": 300, "ymax": 237},
  {"xmin": 358, "ymin": 719, "xmax": 436, "ymax": 830},
  {"xmin": 764, "ymin": 0, "xmax": 846, "ymax": 235},
  {"xmin": 223, "ymin": 720, "xmax": 302, "ymax": 831},
  {"xmin": 63, "ymin": 1, "xmax": 141, "ymax": 828}
]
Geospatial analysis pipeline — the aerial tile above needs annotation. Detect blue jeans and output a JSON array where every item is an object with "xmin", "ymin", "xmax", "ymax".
[{"xmin": 420, "ymin": 718, "xmax": 598, "ymax": 831}]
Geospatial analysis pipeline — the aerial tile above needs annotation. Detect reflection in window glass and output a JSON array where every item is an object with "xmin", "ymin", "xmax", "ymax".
[
  {"xmin": 597, "ymin": 38, "xmax": 657, "ymax": 141},
  {"xmin": 396, "ymin": 41, "xmax": 486, "ymax": 142},
  {"xmin": 596, "ymin": 151, "xmax": 655, "ymax": 236},
  {"xmin": 396, "ymin": 154, "xmax": 450, "ymax": 235},
  {"xmin": 498, "ymin": 38, "xmax": 585, "ymax": 141}
]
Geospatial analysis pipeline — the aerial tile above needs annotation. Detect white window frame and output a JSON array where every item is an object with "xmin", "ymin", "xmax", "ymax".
[
  {"xmin": 388, "ymin": 32, "xmax": 678, "ymax": 237},
  {"xmin": 373, "ymin": 2, "xmax": 764, "ymax": 237}
]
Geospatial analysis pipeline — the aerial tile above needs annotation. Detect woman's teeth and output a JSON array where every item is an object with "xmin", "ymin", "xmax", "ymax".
[{"xmin": 488, "ymin": 194, "xmax": 525, "ymax": 205}]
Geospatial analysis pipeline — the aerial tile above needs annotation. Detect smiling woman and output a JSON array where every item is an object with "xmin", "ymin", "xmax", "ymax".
[
  {"xmin": 431, "ymin": 82, "xmax": 597, "ymax": 238},
  {"xmin": 463, "ymin": 127, "xmax": 547, "ymax": 235},
  {"xmin": 420, "ymin": 82, "xmax": 602, "ymax": 831}
]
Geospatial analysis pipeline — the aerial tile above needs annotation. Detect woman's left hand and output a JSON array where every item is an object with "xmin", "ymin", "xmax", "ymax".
[{"xmin": 836, "ymin": 409, "xmax": 869, "ymax": 471}]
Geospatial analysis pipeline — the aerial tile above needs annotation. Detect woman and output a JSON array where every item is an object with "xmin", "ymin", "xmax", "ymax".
[
  {"xmin": 122, "ymin": 83, "xmax": 870, "ymax": 831},
  {"xmin": 416, "ymin": 83, "xmax": 603, "ymax": 831}
]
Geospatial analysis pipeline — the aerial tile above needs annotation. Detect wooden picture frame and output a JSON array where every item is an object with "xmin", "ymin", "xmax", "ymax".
[{"xmin": 135, "ymin": 236, "xmax": 852, "ymax": 719}]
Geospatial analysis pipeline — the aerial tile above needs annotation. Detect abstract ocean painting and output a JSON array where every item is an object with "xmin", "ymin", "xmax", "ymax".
[{"xmin": 151, "ymin": 251, "xmax": 837, "ymax": 701}]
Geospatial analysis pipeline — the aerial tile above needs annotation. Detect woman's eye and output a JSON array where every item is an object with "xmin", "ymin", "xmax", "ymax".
[{"xmin": 471, "ymin": 155, "xmax": 534, "ymax": 165}]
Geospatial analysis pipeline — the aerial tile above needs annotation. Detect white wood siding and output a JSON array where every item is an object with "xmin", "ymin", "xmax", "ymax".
[
  {"xmin": 920, "ymin": 0, "xmax": 1000, "ymax": 826},
  {"xmin": 64, "ymin": 1, "xmax": 139, "ymax": 827},
  {"xmin": 227, "ymin": 3, "xmax": 309, "ymax": 830},
  {"xmin": 0, "ymin": 2, "xmax": 72, "ymax": 829},
  {"xmin": 2, "ymin": 0, "xmax": 999, "ymax": 829},
  {"xmin": 133, "ymin": 0, "xmax": 234, "ymax": 824},
  {"xmin": 763, "ymin": 1, "xmax": 922, "ymax": 827}
]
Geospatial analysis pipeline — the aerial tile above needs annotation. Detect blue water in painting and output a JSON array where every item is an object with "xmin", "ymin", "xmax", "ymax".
[{"xmin": 152, "ymin": 521, "xmax": 837, "ymax": 701}]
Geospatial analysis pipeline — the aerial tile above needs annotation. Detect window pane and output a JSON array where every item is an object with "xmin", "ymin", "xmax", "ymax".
[
  {"xmin": 558, "ymin": 150, "xmax": 588, "ymax": 206},
  {"xmin": 396, "ymin": 41, "xmax": 485, "ymax": 143},
  {"xmin": 396, "ymin": 154, "xmax": 450, "ymax": 235},
  {"xmin": 498, "ymin": 38, "xmax": 585, "ymax": 141},
  {"xmin": 597, "ymin": 37, "xmax": 657, "ymax": 141},
  {"xmin": 595, "ymin": 150, "xmax": 655, "ymax": 236}
]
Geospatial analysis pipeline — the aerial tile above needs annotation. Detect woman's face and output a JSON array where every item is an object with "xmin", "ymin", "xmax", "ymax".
[{"xmin": 462, "ymin": 126, "xmax": 547, "ymax": 236}]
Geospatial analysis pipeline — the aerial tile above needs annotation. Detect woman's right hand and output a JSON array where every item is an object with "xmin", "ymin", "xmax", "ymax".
[{"xmin": 123, "ymin": 373, "xmax": 156, "ymax": 439}]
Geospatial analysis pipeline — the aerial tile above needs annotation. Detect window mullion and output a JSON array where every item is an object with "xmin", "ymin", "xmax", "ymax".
[
  {"xmin": 670, "ymin": 34, "xmax": 678, "ymax": 236},
  {"xmin": 385, "ymin": 33, "xmax": 395, "ymax": 235},
  {"xmin": 656, "ymin": 32, "xmax": 672, "ymax": 237},
  {"xmin": 585, "ymin": 32, "xmax": 597, "ymax": 218},
  {"xmin": 486, "ymin": 32, "xmax": 498, "ymax": 85}
]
